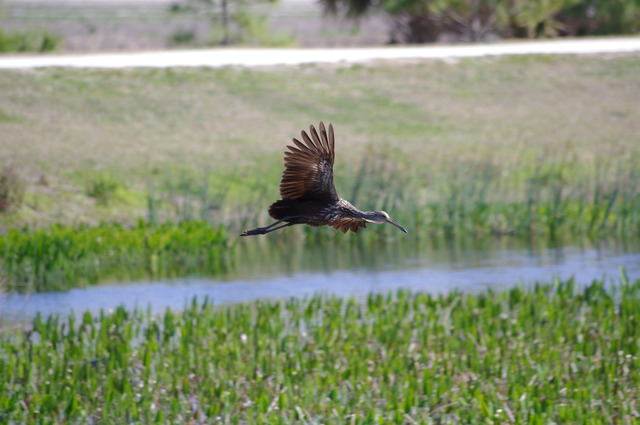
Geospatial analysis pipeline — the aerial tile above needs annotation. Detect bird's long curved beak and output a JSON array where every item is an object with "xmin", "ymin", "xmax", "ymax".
[{"xmin": 386, "ymin": 218, "xmax": 408, "ymax": 233}]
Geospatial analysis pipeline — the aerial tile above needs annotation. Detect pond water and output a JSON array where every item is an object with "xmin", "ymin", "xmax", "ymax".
[{"xmin": 1, "ymin": 237, "xmax": 639, "ymax": 326}]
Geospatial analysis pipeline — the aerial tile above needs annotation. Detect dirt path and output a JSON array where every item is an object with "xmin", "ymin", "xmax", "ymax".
[{"xmin": 1, "ymin": 37, "xmax": 639, "ymax": 69}]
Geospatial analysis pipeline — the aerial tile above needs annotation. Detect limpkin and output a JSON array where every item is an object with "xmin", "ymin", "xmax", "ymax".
[{"xmin": 240, "ymin": 122, "xmax": 408, "ymax": 236}]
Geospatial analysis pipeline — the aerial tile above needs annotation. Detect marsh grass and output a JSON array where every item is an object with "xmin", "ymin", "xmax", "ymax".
[
  {"xmin": 1, "ymin": 153, "xmax": 639, "ymax": 292},
  {"xmin": 1, "ymin": 279, "xmax": 638, "ymax": 424},
  {"xmin": 141, "ymin": 151, "xmax": 640, "ymax": 240},
  {"xmin": 0, "ymin": 221, "xmax": 232, "ymax": 292}
]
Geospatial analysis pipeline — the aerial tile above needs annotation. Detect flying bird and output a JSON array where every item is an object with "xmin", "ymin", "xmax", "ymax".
[{"xmin": 240, "ymin": 122, "xmax": 408, "ymax": 236}]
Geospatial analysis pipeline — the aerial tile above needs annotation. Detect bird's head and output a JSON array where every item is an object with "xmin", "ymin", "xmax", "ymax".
[{"xmin": 367, "ymin": 211, "xmax": 408, "ymax": 233}]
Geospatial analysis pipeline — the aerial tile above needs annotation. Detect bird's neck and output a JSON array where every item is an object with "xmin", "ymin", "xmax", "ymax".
[
  {"xmin": 358, "ymin": 210, "xmax": 381, "ymax": 221},
  {"xmin": 339, "ymin": 200, "xmax": 381, "ymax": 222}
]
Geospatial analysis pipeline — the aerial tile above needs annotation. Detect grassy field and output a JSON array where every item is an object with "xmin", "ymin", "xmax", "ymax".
[
  {"xmin": 1, "ymin": 279, "xmax": 638, "ymax": 424},
  {"xmin": 1, "ymin": 53, "xmax": 639, "ymax": 229}
]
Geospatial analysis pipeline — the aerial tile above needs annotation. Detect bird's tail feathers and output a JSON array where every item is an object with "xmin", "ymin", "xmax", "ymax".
[{"xmin": 268, "ymin": 199, "xmax": 300, "ymax": 220}]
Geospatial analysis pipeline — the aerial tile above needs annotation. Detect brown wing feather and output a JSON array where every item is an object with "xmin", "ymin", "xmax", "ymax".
[
  {"xmin": 279, "ymin": 122, "xmax": 338, "ymax": 201},
  {"xmin": 331, "ymin": 217, "xmax": 367, "ymax": 234}
]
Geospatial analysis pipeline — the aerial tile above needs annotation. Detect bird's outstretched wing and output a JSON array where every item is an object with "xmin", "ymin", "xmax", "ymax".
[
  {"xmin": 279, "ymin": 122, "xmax": 338, "ymax": 201},
  {"xmin": 331, "ymin": 217, "xmax": 367, "ymax": 234}
]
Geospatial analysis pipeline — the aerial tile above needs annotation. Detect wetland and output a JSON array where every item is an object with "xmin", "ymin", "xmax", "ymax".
[{"xmin": 1, "ymin": 52, "xmax": 639, "ymax": 423}]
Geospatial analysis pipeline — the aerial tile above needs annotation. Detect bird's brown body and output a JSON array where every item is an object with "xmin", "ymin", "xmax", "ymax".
[
  {"xmin": 240, "ymin": 122, "xmax": 407, "ymax": 236},
  {"xmin": 269, "ymin": 198, "xmax": 371, "ymax": 233}
]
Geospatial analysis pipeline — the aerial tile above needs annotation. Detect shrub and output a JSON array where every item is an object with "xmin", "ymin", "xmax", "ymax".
[
  {"xmin": 0, "ymin": 28, "xmax": 63, "ymax": 52},
  {"xmin": 0, "ymin": 165, "xmax": 24, "ymax": 213},
  {"xmin": 85, "ymin": 174, "xmax": 121, "ymax": 206}
]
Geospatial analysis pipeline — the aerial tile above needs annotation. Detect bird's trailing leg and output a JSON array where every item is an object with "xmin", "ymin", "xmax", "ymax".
[{"xmin": 240, "ymin": 216, "xmax": 299, "ymax": 236}]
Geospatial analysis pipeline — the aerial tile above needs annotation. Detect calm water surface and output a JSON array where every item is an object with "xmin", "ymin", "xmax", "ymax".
[{"xmin": 2, "ymin": 237, "xmax": 639, "ymax": 326}]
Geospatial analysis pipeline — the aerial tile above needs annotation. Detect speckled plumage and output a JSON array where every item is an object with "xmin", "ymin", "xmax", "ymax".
[{"xmin": 240, "ymin": 123, "xmax": 407, "ymax": 236}]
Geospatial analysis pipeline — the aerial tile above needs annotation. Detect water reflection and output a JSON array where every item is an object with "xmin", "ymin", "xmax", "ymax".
[
  {"xmin": 232, "ymin": 235, "xmax": 638, "ymax": 281},
  {"xmin": 1, "ymin": 237, "xmax": 639, "ymax": 327}
]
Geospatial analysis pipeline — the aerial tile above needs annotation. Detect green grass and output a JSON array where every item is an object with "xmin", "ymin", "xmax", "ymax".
[
  {"xmin": 0, "ymin": 221, "xmax": 232, "ymax": 292},
  {"xmin": 1, "ymin": 278, "xmax": 638, "ymax": 424}
]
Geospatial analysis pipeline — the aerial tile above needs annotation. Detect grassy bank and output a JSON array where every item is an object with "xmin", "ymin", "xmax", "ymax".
[
  {"xmin": 1, "ymin": 53, "xmax": 639, "ymax": 230},
  {"xmin": 1, "ymin": 279, "xmax": 638, "ymax": 424},
  {"xmin": 2, "ymin": 151, "xmax": 640, "ymax": 292},
  {"xmin": 2, "ymin": 174, "xmax": 639, "ymax": 292},
  {"xmin": 8, "ymin": 217, "xmax": 636, "ymax": 294}
]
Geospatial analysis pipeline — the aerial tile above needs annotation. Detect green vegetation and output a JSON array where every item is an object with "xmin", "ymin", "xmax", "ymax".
[
  {"xmin": 170, "ymin": 0, "xmax": 294, "ymax": 46},
  {"xmin": 85, "ymin": 174, "xmax": 124, "ymax": 207},
  {"xmin": 0, "ymin": 221, "xmax": 231, "ymax": 293},
  {"xmin": 319, "ymin": 0, "xmax": 640, "ymax": 43},
  {"xmin": 1, "ymin": 279, "xmax": 638, "ymax": 423},
  {"xmin": 0, "ymin": 28, "xmax": 62, "ymax": 52}
]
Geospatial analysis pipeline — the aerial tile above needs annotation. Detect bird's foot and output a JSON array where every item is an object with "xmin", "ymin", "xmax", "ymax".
[{"xmin": 240, "ymin": 227, "xmax": 266, "ymax": 236}]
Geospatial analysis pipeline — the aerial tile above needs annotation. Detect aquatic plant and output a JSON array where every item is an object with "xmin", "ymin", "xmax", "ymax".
[
  {"xmin": 0, "ymin": 220, "xmax": 232, "ymax": 292},
  {"xmin": 0, "ymin": 278, "xmax": 638, "ymax": 423}
]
